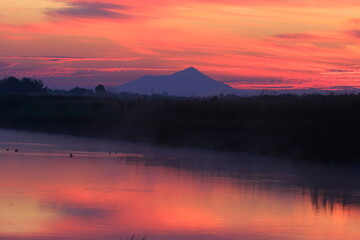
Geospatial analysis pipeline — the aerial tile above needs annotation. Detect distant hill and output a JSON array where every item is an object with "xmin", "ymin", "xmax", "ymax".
[{"xmin": 114, "ymin": 67, "xmax": 238, "ymax": 97}]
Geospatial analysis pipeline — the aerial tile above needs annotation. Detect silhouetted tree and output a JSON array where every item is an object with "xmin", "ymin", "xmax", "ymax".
[
  {"xmin": 0, "ymin": 77, "xmax": 47, "ymax": 95},
  {"xmin": 259, "ymin": 89, "xmax": 277, "ymax": 96},
  {"xmin": 95, "ymin": 84, "xmax": 106, "ymax": 95},
  {"xmin": 68, "ymin": 87, "xmax": 94, "ymax": 96}
]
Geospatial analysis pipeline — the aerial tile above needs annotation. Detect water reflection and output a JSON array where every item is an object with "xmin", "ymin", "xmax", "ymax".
[{"xmin": 0, "ymin": 128, "xmax": 359, "ymax": 240}]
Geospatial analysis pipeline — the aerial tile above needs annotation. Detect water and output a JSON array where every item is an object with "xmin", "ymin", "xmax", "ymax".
[{"xmin": 0, "ymin": 128, "xmax": 359, "ymax": 240}]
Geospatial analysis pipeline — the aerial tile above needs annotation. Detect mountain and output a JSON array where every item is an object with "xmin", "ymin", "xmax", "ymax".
[{"xmin": 114, "ymin": 67, "xmax": 238, "ymax": 97}]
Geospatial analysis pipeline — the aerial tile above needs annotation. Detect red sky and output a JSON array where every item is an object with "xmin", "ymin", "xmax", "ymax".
[{"xmin": 1, "ymin": 0, "xmax": 360, "ymax": 90}]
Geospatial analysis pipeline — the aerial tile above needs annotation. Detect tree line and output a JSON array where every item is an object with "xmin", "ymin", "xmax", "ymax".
[
  {"xmin": 0, "ymin": 76, "xmax": 110, "ymax": 97},
  {"xmin": 0, "ymin": 77, "xmax": 47, "ymax": 94}
]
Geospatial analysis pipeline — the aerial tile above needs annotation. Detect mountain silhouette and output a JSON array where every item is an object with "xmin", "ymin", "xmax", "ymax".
[{"xmin": 114, "ymin": 67, "xmax": 237, "ymax": 96}]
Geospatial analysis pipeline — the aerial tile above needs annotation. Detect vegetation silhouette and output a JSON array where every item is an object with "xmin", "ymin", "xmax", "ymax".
[
  {"xmin": 95, "ymin": 84, "xmax": 106, "ymax": 95},
  {"xmin": 68, "ymin": 87, "xmax": 94, "ymax": 97},
  {"xmin": 0, "ymin": 77, "xmax": 359, "ymax": 164},
  {"xmin": 0, "ymin": 77, "xmax": 47, "ymax": 94},
  {"xmin": 120, "ymin": 236, "xmax": 146, "ymax": 240}
]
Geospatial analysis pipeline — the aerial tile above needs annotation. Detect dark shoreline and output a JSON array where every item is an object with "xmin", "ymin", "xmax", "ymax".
[{"xmin": 0, "ymin": 94, "xmax": 359, "ymax": 164}]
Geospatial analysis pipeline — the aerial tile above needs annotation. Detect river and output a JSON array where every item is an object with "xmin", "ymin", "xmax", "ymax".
[{"xmin": 0, "ymin": 128, "xmax": 359, "ymax": 240}]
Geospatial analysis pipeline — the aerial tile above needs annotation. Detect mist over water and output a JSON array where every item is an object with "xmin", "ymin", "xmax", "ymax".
[{"xmin": 0, "ymin": 129, "xmax": 359, "ymax": 240}]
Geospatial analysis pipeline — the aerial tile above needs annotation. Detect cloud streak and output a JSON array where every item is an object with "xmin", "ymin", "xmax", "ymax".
[
  {"xmin": 273, "ymin": 33, "xmax": 318, "ymax": 40},
  {"xmin": 45, "ymin": 1, "xmax": 132, "ymax": 19},
  {"xmin": 0, "ymin": 56, "xmax": 142, "ymax": 62},
  {"xmin": 0, "ymin": 61, "xmax": 15, "ymax": 68},
  {"xmin": 348, "ymin": 29, "xmax": 360, "ymax": 38}
]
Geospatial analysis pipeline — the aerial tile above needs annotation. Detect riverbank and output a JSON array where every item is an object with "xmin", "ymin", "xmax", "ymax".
[{"xmin": 0, "ymin": 94, "xmax": 359, "ymax": 163}]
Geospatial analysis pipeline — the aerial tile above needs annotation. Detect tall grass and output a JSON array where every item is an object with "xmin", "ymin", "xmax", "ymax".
[{"xmin": 0, "ymin": 94, "xmax": 359, "ymax": 163}]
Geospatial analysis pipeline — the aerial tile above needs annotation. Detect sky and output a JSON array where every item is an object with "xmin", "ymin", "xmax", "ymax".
[{"xmin": 1, "ymin": 0, "xmax": 360, "ymax": 90}]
